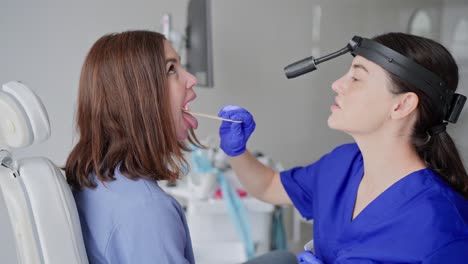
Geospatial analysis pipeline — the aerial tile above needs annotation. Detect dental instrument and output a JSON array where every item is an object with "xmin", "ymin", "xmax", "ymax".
[{"xmin": 183, "ymin": 109, "xmax": 242, "ymax": 123}]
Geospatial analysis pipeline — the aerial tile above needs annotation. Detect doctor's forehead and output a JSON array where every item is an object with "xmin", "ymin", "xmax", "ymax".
[{"xmin": 351, "ymin": 56, "xmax": 381, "ymax": 73}]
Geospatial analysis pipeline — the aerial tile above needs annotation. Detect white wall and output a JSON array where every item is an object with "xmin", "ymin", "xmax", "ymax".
[
  {"xmin": 441, "ymin": 0, "xmax": 468, "ymax": 164},
  {"xmin": 0, "ymin": 0, "xmax": 189, "ymax": 165},
  {"xmin": 0, "ymin": 189, "xmax": 17, "ymax": 263},
  {"xmin": 2, "ymin": 0, "xmax": 465, "ymax": 172},
  {"xmin": 1, "ymin": 0, "xmax": 468, "ymax": 258},
  {"xmin": 0, "ymin": 0, "xmax": 189, "ymax": 261}
]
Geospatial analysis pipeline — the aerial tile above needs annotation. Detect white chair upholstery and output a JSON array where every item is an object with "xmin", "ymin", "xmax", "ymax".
[{"xmin": 0, "ymin": 81, "xmax": 88, "ymax": 264}]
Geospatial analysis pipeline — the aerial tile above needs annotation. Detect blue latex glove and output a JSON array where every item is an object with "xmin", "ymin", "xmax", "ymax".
[
  {"xmin": 218, "ymin": 105, "xmax": 256, "ymax": 157},
  {"xmin": 296, "ymin": 250, "xmax": 323, "ymax": 264}
]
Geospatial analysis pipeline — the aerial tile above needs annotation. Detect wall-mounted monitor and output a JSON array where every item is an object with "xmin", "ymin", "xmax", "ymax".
[{"xmin": 186, "ymin": 0, "xmax": 214, "ymax": 87}]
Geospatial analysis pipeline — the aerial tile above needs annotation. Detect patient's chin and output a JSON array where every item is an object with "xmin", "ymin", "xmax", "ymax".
[{"xmin": 176, "ymin": 130, "xmax": 189, "ymax": 141}]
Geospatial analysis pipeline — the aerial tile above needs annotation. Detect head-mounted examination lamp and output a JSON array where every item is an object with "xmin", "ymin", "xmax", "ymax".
[{"xmin": 284, "ymin": 36, "xmax": 466, "ymax": 123}]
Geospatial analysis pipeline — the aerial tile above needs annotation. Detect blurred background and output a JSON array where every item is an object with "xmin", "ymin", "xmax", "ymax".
[{"xmin": 1, "ymin": 0, "xmax": 467, "ymax": 263}]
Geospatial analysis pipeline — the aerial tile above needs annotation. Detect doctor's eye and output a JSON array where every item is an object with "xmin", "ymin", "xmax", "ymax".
[{"xmin": 351, "ymin": 76, "xmax": 359, "ymax": 82}]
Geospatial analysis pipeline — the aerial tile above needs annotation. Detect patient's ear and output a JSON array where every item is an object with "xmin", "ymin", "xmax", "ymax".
[{"xmin": 390, "ymin": 92, "xmax": 419, "ymax": 120}]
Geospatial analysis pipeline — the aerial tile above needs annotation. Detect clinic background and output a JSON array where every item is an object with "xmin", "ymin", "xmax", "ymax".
[{"xmin": 1, "ymin": 0, "xmax": 467, "ymax": 257}]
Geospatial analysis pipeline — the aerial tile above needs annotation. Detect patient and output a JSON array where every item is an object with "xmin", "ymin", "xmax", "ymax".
[{"xmin": 65, "ymin": 30, "xmax": 203, "ymax": 263}]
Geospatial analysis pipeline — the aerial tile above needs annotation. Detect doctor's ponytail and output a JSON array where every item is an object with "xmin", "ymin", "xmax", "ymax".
[{"xmin": 373, "ymin": 33, "xmax": 468, "ymax": 199}]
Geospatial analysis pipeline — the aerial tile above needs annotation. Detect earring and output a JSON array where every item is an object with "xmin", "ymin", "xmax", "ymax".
[{"xmin": 424, "ymin": 131, "xmax": 431, "ymax": 144}]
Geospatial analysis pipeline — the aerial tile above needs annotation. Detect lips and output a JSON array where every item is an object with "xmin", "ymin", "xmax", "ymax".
[
  {"xmin": 182, "ymin": 101, "xmax": 191, "ymax": 111},
  {"xmin": 334, "ymin": 97, "xmax": 341, "ymax": 108},
  {"xmin": 330, "ymin": 97, "xmax": 341, "ymax": 112}
]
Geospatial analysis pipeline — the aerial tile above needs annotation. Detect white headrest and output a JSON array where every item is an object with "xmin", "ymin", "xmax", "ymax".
[{"xmin": 0, "ymin": 81, "xmax": 50, "ymax": 149}]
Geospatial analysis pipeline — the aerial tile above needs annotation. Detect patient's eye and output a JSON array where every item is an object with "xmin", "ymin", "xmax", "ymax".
[{"xmin": 167, "ymin": 64, "xmax": 176, "ymax": 75}]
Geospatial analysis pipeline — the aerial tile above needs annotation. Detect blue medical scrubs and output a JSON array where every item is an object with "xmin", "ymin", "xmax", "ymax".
[
  {"xmin": 74, "ymin": 164, "xmax": 195, "ymax": 264},
  {"xmin": 281, "ymin": 143, "xmax": 468, "ymax": 263}
]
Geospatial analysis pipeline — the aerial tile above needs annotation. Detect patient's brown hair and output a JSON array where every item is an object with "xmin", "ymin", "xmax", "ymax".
[{"xmin": 65, "ymin": 30, "xmax": 203, "ymax": 190}]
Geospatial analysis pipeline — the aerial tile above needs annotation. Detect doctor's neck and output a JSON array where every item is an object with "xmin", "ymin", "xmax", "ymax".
[{"xmin": 354, "ymin": 132, "xmax": 426, "ymax": 186}]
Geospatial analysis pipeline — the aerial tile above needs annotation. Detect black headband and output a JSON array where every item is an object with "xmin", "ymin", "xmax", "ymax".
[{"xmin": 284, "ymin": 36, "xmax": 466, "ymax": 123}]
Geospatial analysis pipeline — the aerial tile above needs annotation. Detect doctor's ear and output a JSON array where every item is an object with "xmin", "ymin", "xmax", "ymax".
[{"xmin": 390, "ymin": 92, "xmax": 419, "ymax": 120}]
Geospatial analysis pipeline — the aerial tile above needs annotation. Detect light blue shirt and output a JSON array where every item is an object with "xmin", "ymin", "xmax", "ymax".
[{"xmin": 73, "ymin": 166, "xmax": 195, "ymax": 264}]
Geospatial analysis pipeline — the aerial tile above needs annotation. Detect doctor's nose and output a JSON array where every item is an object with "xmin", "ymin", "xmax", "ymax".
[{"xmin": 331, "ymin": 75, "xmax": 346, "ymax": 94}]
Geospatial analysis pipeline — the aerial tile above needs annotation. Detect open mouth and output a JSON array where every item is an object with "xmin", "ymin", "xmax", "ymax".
[
  {"xmin": 183, "ymin": 102, "xmax": 190, "ymax": 111},
  {"xmin": 181, "ymin": 102, "xmax": 198, "ymax": 129}
]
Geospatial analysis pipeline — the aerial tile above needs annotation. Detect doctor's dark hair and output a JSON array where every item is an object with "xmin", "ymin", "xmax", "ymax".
[
  {"xmin": 65, "ymin": 30, "xmax": 203, "ymax": 190},
  {"xmin": 373, "ymin": 32, "xmax": 468, "ymax": 198}
]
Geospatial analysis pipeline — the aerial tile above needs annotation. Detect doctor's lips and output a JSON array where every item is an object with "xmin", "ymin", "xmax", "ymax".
[{"xmin": 331, "ymin": 98, "xmax": 341, "ymax": 110}]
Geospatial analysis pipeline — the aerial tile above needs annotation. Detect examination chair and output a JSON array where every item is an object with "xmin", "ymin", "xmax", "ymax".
[{"xmin": 0, "ymin": 81, "xmax": 88, "ymax": 263}]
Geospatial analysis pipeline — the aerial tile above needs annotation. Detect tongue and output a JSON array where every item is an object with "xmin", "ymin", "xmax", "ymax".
[{"xmin": 183, "ymin": 112, "xmax": 198, "ymax": 129}]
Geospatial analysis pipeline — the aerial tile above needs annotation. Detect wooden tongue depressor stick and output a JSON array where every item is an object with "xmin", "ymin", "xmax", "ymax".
[{"xmin": 182, "ymin": 109, "xmax": 242, "ymax": 123}]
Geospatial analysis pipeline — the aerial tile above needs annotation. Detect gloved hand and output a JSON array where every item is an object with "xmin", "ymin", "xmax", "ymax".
[
  {"xmin": 296, "ymin": 250, "xmax": 323, "ymax": 264},
  {"xmin": 218, "ymin": 105, "xmax": 256, "ymax": 157}
]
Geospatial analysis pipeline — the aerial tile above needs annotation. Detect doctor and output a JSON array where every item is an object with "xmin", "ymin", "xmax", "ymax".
[{"xmin": 220, "ymin": 32, "xmax": 468, "ymax": 263}]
